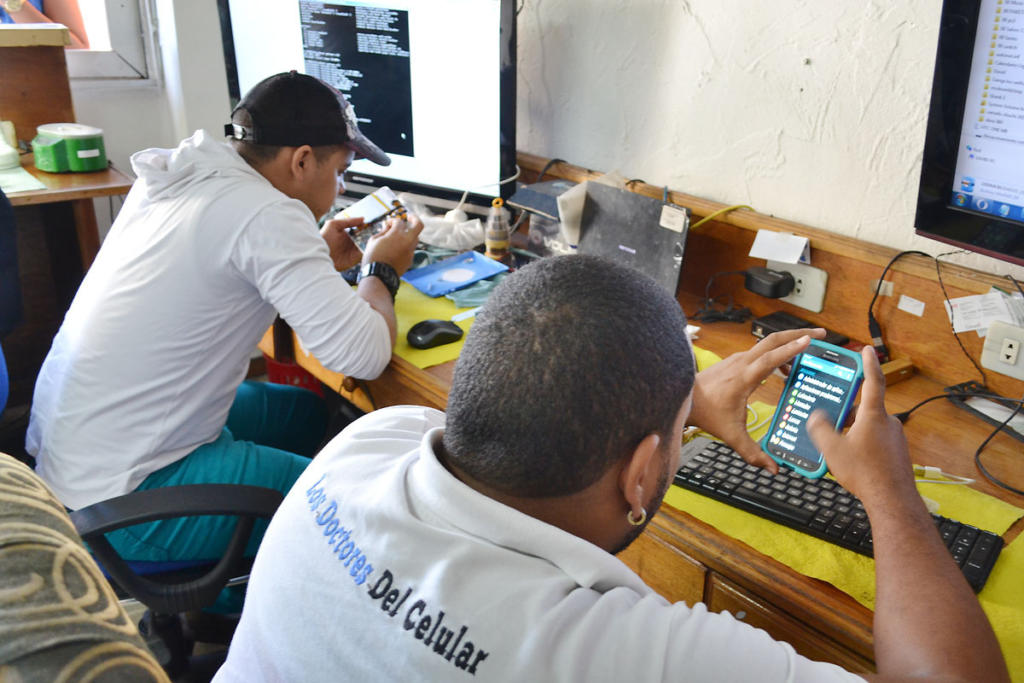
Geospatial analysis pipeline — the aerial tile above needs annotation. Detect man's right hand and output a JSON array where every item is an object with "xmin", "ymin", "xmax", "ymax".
[
  {"xmin": 806, "ymin": 346, "xmax": 916, "ymax": 509},
  {"xmin": 362, "ymin": 213, "xmax": 424, "ymax": 275}
]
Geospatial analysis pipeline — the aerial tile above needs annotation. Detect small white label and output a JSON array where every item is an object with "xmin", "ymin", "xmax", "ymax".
[
  {"xmin": 618, "ymin": 244, "xmax": 637, "ymax": 255},
  {"xmin": 77, "ymin": 148, "xmax": 101, "ymax": 159},
  {"xmin": 659, "ymin": 205, "xmax": 688, "ymax": 233},
  {"xmin": 748, "ymin": 230, "xmax": 809, "ymax": 264},
  {"xmin": 898, "ymin": 295, "xmax": 926, "ymax": 317}
]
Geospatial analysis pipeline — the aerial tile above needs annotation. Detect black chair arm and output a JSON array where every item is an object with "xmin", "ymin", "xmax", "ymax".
[{"xmin": 70, "ymin": 484, "xmax": 283, "ymax": 614}]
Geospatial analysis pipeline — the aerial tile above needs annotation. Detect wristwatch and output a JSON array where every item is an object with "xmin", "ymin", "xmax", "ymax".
[
  {"xmin": 3, "ymin": 0, "xmax": 26, "ymax": 13},
  {"xmin": 358, "ymin": 261, "xmax": 400, "ymax": 301}
]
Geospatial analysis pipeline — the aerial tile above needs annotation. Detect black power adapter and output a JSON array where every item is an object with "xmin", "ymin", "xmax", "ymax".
[{"xmin": 743, "ymin": 266, "xmax": 795, "ymax": 298}]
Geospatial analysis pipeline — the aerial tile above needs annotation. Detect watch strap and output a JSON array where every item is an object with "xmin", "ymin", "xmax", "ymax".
[{"xmin": 358, "ymin": 261, "xmax": 400, "ymax": 301}]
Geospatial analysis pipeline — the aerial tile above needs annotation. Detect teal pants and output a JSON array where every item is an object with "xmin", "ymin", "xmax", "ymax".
[{"xmin": 105, "ymin": 381, "xmax": 326, "ymax": 563}]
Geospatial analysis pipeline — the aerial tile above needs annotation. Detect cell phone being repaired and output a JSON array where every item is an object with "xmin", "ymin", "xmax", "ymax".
[
  {"xmin": 760, "ymin": 340, "xmax": 864, "ymax": 478},
  {"xmin": 338, "ymin": 186, "xmax": 407, "ymax": 251}
]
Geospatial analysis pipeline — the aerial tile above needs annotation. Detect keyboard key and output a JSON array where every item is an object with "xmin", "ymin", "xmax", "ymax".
[{"xmin": 731, "ymin": 488, "xmax": 814, "ymax": 525}]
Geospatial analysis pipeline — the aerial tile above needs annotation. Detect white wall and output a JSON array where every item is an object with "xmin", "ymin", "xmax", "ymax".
[
  {"xmin": 516, "ymin": 0, "xmax": 1024, "ymax": 278},
  {"xmin": 70, "ymin": 0, "xmax": 1023, "ymax": 277}
]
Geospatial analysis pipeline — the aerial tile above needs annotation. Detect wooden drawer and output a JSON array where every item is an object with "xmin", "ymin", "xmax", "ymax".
[
  {"xmin": 707, "ymin": 574, "xmax": 874, "ymax": 674},
  {"xmin": 618, "ymin": 530, "xmax": 706, "ymax": 606}
]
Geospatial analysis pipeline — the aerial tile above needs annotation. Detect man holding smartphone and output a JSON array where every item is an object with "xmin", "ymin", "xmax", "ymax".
[{"xmin": 216, "ymin": 255, "xmax": 1007, "ymax": 682}]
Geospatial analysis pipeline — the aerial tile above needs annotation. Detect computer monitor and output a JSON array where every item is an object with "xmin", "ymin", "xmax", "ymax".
[
  {"xmin": 915, "ymin": 0, "xmax": 1024, "ymax": 266},
  {"xmin": 217, "ymin": 0, "xmax": 516, "ymax": 211}
]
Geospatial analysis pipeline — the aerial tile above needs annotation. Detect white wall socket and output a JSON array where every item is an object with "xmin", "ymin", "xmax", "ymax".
[
  {"xmin": 981, "ymin": 320, "xmax": 1024, "ymax": 381},
  {"xmin": 766, "ymin": 260, "xmax": 828, "ymax": 313}
]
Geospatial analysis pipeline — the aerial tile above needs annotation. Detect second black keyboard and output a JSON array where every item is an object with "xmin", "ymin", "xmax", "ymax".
[{"xmin": 674, "ymin": 436, "xmax": 1003, "ymax": 592}]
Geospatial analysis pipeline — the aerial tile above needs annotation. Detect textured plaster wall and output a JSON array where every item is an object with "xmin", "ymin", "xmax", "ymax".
[{"xmin": 517, "ymin": 0, "xmax": 1024, "ymax": 278}]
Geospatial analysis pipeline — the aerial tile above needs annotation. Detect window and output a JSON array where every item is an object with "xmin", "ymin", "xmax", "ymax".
[{"xmin": 65, "ymin": 0, "xmax": 155, "ymax": 81}]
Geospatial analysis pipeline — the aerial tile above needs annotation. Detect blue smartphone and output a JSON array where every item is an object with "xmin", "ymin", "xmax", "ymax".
[{"xmin": 760, "ymin": 340, "xmax": 864, "ymax": 478}]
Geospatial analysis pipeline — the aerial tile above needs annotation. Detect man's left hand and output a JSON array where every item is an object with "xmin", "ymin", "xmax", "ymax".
[
  {"xmin": 687, "ymin": 328, "xmax": 826, "ymax": 473},
  {"xmin": 320, "ymin": 216, "xmax": 366, "ymax": 272}
]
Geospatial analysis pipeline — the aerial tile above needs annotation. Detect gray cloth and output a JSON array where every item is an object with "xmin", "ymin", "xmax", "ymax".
[{"xmin": 0, "ymin": 453, "xmax": 168, "ymax": 682}]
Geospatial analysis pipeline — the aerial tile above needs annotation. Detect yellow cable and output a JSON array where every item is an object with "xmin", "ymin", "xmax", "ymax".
[{"xmin": 690, "ymin": 204, "xmax": 754, "ymax": 231}]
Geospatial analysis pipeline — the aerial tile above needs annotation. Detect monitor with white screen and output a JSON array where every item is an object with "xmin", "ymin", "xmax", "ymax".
[
  {"xmin": 916, "ymin": 0, "xmax": 1024, "ymax": 266},
  {"xmin": 217, "ymin": 0, "xmax": 516, "ymax": 211}
]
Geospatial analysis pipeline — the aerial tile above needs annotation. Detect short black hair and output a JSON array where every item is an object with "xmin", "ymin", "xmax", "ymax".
[{"xmin": 442, "ymin": 254, "xmax": 695, "ymax": 498}]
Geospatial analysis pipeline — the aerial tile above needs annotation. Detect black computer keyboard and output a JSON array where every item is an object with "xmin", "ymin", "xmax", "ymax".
[{"xmin": 675, "ymin": 437, "xmax": 1003, "ymax": 592}]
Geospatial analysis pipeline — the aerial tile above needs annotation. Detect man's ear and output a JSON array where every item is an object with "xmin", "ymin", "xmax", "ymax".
[
  {"xmin": 618, "ymin": 432, "xmax": 661, "ymax": 514},
  {"xmin": 289, "ymin": 145, "xmax": 315, "ymax": 178}
]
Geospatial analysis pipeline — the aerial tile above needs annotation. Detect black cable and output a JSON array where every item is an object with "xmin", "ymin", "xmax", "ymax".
[
  {"xmin": 691, "ymin": 270, "xmax": 751, "ymax": 323},
  {"xmin": 535, "ymin": 158, "xmax": 566, "ymax": 183},
  {"xmin": 973, "ymin": 395, "xmax": 1024, "ymax": 496},
  {"xmin": 867, "ymin": 249, "xmax": 987, "ymax": 386},
  {"xmin": 935, "ymin": 251, "xmax": 988, "ymax": 387},
  {"xmin": 894, "ymin": 389, "xmax": 1024, "ymax": 497},
  {"xmin": 868, "ymin": 250, "xmax": 931, "ymax": 363},
  {"xmin": 894, "ymin": 391, "xmax": 1024, "ymax": 423},
  {"xmin": 1005, "ymin": 274, "xmax": 1024, "ymax": 299}
]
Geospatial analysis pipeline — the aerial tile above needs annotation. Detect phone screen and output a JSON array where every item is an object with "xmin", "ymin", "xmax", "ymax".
[{"xmin": 764, "ymin": 347, "xmax": 861, "ymax": 474}]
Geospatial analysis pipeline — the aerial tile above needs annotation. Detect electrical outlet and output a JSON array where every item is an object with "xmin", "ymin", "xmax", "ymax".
[
  {"xmin": 766, "ymin": 260, "xmax": 828, "ymax": 313},
  {"xmin": 981, "ymin": 320, "xmax": 1024, "ymax": 381}
]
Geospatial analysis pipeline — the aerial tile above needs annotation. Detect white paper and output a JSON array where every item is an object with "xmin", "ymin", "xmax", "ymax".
[
  {"xmin": 748, "ymin": 230, "xmax": 809, "ymax": 264},
  {"xmin": 897, "ymin": 295, "xmax": 926, "ymax": 317},
  {"xmin": 659, "ymin": 205, "xmax": 688, "ymax": 233},
  {"xmin": 944, "ymin": 291, "xmax": 1017, "ymax": 336},
  {"xmin": 0, "ymin": 165, "xmax": 46, "ymax": 194}
]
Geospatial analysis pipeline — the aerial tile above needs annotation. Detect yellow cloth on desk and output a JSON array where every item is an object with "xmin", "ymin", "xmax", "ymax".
[
  {"xmin": 673, "ymin": 344, "xmax": 1024, "ymax": 678},
  {"xmin": 392, "ymin": 282, "xmax": 477, "ymax": 369}
]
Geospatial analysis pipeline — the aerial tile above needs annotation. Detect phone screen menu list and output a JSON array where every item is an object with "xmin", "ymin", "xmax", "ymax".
[{"xmin": 768, "ymin": 354, "xmax": 857, "ymax": 468}]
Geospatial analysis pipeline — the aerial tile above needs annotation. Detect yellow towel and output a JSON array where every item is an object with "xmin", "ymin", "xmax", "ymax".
[
  {"xmin": 392, "ymin": 283, "xmax": 476, "ymax": 369},
  {"xmin": 670, "ymin": 345, "xmax": 1024, "ymax": 678}
]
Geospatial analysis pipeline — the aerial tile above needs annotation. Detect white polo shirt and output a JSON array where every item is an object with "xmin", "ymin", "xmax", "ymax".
[{"xmin": 215, "ymin": 406, "xmax": 865, "ymax": 682}]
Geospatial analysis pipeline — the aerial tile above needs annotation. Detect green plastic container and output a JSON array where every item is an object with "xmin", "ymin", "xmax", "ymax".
[{"xmin": 32, "ymin": 123, "xmax": 107, "ymax": 173}]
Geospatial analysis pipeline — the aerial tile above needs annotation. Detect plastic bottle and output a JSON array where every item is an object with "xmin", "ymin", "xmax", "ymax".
[{"xmin": 484, "ymin": 197, "xmax": 511, "ymax": 264}]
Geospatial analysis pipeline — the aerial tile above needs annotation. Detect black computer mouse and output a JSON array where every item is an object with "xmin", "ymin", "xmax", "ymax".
[{"xmin": 407, "ymin": 319, "xmax": 464, "ymax": 349}]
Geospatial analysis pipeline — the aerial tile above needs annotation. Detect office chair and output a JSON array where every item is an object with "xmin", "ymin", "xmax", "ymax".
[{"xmin": 70, "ymin": 484, "xmax": 283, "ymax": 681}]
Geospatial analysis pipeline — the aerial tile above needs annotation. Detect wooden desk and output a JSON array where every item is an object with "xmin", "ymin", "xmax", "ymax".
[
  {"xmin": 256, "ymin": 151, "xmax": 1024, "ymax": 672},
  {"xmin": 7, "ymin": 160, "xmax": 134, "ymax": 271},
  {"xmin": 260, "ymin": 295, "xmax": 1023, "ymax": 673}
]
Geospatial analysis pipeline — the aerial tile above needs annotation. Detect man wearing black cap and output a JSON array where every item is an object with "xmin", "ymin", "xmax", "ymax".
[{"xmin": 26, "ymin": 72, "xmax": 421, "ymax": 565}]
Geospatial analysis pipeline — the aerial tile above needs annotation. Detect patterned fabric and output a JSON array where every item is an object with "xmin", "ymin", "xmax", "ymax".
[{"xmin": 0, "ymin": 453, "xmax": 168, "ymax": 682}]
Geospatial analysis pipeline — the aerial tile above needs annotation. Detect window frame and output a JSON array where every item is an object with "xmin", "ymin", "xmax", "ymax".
[{"xmin": 65, "ymin": 0, "xmax": 157, "ymax": 83}]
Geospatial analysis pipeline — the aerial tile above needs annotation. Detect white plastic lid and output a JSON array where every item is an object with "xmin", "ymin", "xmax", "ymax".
[{"xmin": 36, "ymin": 123, "xmax": 104, "ymax": 138}]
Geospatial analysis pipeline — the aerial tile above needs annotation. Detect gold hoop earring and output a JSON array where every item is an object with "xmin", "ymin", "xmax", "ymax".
[{"xmin": 627, "ymin": 507, "xmax": 647, "ymax": 526}]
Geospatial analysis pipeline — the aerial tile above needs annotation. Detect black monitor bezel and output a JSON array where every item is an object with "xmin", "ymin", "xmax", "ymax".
[
  {"xmin": 915, "ymin": 0, "xmax": 1024, "ymax": 267},
  {"xmin": 216, "ymin": 0, "xmax": 517, "ymax": 210}
]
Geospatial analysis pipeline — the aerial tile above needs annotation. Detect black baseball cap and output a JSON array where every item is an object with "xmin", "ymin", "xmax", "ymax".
[{"xmin": 225, "ymin": 71, "xmax": 390, "ymax": 166}]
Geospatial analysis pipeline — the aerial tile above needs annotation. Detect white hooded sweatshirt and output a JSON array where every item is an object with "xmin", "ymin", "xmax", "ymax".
[{"xmin": 27, "ymin": 130, "xmax": 391, "ymax": 509}]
